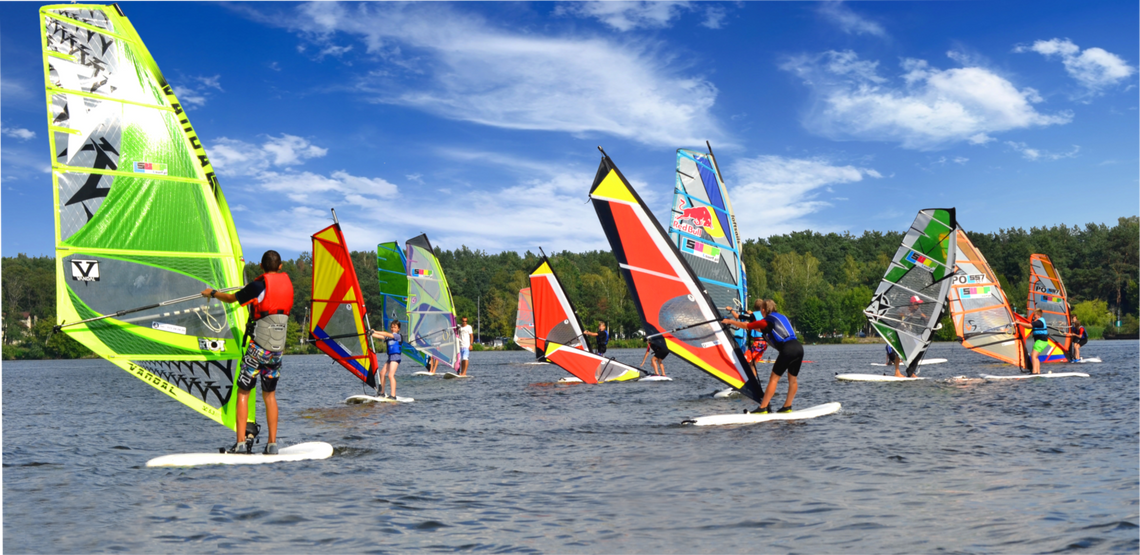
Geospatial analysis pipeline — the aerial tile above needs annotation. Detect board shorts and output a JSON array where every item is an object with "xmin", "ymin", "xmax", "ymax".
[
  {"xmin": 771, "ymin": 340, "xmax": 804, "ymax": 378},
  {"xmin": 887, "ymin": 351, "xmax": 899, "ymax": 363},
  {"xmin": 460, "ymin": 347, "xmax": 470, "ymax": 361},
  {"xmin": 1077, "ymin": 336, "xmax": 1088, "ymax": 346},
  {"xmin": 649, "ymin": 340, "xmax": 669, "ymax": 360},
  {"xmin": 239, "ymin": 341, "xmax": 282, "ymax": 392},
  {"xmin": 386, "ymin": 353, "xmax": 402, "ymax": 364},
  {"xmin": 597, "ymin": 344, "xmax": 607, "ymax": 355},
  {"xmin": 1032, "ymin": 339, "xmax": 1050, "ymax": 353},
  {"xmin": 744, "ymin": 346, "xmax": 766, "ymax": 363}
]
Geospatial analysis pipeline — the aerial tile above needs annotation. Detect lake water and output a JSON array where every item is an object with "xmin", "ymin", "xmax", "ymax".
[{"xmin": 4, "ymin": 341, "xmax": 1138, "ymax": 553}]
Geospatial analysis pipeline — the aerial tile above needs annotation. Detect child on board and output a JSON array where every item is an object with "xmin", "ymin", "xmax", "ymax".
[
  {"xmin": 1070, "ymin": 317, "xmax": 1088, "ymax": 361},
  {"xmin": 425, "ymin": 354, "xmax": 439, "ymax": 375},
  {"xmin": 886, "ymin": 344, "xmax": 903, "ymax": 378},
  {"xmin": 1021, "ymin": 308, "xmax": 1049, "ymax": 374},
  {"xmin": 583, "ymin": 322, "xmax": 610, "ymax": 355},
  {"xmin": 639, "ymin": 337, "xmax": 668, "ymax": 377},
  {"xmin": 202, "ymin": 250, "xmax": 294, "ymax": 455},
  {"xmin": 457, "ymin": 316, "xmax": 474, "ymax": 376},
  {"xmin": 370, "ymin": 321, "xmax": 403, "ymax": 399},
  {"xmin": 722, "ymin": 299, "xmax": 804, "ymax": 414},
  {"xmin": 728, "ymin": 305, "xmax": 765, "ymax": 372}
]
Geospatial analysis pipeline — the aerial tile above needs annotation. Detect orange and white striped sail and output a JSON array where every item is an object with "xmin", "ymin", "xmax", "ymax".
[
  {"xmin": 310, "ymin": 221, "xmax": 379, "ymax": 387},
  {"xmin": 1027, "ymin": 254, "xmax": 1072, "ymax": 354},
  {"xmin": 513, "ymin": 287, "xmax": 536, "ymax": 354}
]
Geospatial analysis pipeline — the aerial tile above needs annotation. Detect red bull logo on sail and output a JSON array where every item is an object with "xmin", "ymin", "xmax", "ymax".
[{"xmin": 672, "ymin": 200, "xmax": 714, "ymax": 236}]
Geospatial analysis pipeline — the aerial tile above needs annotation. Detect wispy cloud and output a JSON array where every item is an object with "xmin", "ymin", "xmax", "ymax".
[
  {"xmin": 211, "ymin": 134, "xmax": 328, "ymax": 176},
  {"xmin": 1015, "ymin": 38, "xmax": 1136, "ymax": 95},
  {"xmin": 249, "ymin": 2, "xmax": 724, "ymax": 148},
  {"xmin": 171, "ymin": 74, "xmax": 224, "ymax": 107},
  {"xmin": 818, "ymin": 2, "xmax": 887, "ymax": 38},
  {"xmin": 781, "ymin": 50, "xmax": 1071, "ymax": 150},
  {"xmin": 555, "ymin": 1, "xmax": 727, "ymax": 31},
  {"xmin": 1004, "ymin": 141, "xmax": 1080, "ymax": 161},
  {"xmin": 1, "ymin": 126, "xmax": 36, "ymax": 140},
  {"xmin": 729, "ymin": 155, "xmax": 881, "ymax": 236}
]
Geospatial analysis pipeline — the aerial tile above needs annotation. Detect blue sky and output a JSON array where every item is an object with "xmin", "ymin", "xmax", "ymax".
[{"xmin": 3, "ymin": 1, "xmax": 1137, "ymax": 259}]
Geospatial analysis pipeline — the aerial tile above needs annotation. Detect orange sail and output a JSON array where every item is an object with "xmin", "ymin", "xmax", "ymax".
[
  {"xmin": 1027, "ymin": 254, "xmax": 1073, "ymax": 355},
  {"xmin": 310, "ymin": 219, "xmax": 379, "ymax": 387}
]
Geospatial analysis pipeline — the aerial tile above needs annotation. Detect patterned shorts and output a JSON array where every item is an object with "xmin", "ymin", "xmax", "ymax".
[{"xmin": 239, "ymin": 341, "xmax": 282, "ymax": 392}]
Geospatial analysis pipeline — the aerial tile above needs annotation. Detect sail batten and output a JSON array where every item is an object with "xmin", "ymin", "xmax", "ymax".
[
  {"xmin": 589, "ymin": 151, "xmax": 763, "ymax": 400},
  {"xmin": 44, "ymin": 3, "xmax": 246, "ymax": 430}
]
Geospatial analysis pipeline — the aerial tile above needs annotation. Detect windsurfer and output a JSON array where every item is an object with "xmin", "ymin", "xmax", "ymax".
[
  {"xmin": 425, "ymin": 354, "xmax": 439, "ymax": 375},
  {"xmin": 457, "ymin": 317, "xmax": 474, "ymax": 376},
  {"xmin": 1070, "ymin": 317, "xmax": 1087, "ymax": 361},
  {"xmin": 886, "ymin": 344, "xmax": 903, "ymax": 377},
  {"xmin": 1022, "ymin": 308, "xmax": 1049, "ymax": 374},
  {"xmin": 203, "ymin": 250, "xmax": 294, "ymax": 455},
  {"xmin": 584, "ymin": 322, "xmax": 610, "ymax": 355},
  {"xmin": 728, "ymin": 306, "xmax": 764, "ymax": 372},
  {"xmin": 640, "ymin": 337, "xmax": 668, "ymax": 377},
  {"xmin": 723, "ymin": 299, "xmax": 804, "ymax": 414},
  {"xmin": 370, "ymin": 321, "xmax": 403, "ymax": 398}
]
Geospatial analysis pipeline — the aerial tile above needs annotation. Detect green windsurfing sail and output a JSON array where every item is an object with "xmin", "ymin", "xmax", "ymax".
[
  {"xmin": 406, "ymin": 234, "xmax": 460, "ymax": 370},
  {"xmin": 863, "ymin": 208, "xmax": 958, "ymax": 374},
  {"xmin": 42, "ymin": 4, "xmax": 248, "ymax": 430},
  {"xmin": 377, "ymin": 241, "xmax": 428, "ymax": 367}
]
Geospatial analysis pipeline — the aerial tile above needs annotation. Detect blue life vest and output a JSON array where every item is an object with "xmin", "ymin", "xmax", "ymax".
[
  {"xmin": 387, "ymin": 332, "xmax": 403, "ymax": 355},
  {"xmin": 598, "ymin": 329, "xmax": 609, "ymax": 346},
  {"xmin": 1031, "ymin": 317, "xmax": 1049, "ymax": 339},
  {"xmin": 763, "ymin": 313, "xmax": 797, "ymax": 346},
  {"xmin": 886, "ymin": 344, "xmax": 895, "ymax": 356}
]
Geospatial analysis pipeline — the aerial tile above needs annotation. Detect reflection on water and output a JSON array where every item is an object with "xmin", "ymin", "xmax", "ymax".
[{"xmin": 4, "ymin": 341, "xmax": 1138, "ymax": 552}]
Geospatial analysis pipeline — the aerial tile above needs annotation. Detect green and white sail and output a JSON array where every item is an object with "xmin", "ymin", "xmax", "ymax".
[
  {"xmin": 405, "ymin": 234, "xmax": 460, "ymax": 370},
  {"xmin": 863, "ymin": 208, "xmax": 958, "ymax": 373},
  {"xmin": 42, "ymin": 4, "xmax": 248, "ymax": 430},
  {"xmin": 377, "ymin": 241, "xmax": 428, "ymax": 367}
]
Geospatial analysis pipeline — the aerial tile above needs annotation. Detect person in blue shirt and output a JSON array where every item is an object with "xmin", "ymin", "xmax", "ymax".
[
  {"xmin": 584, "ymin": 322, "xmax": 610, "ymax": 355},
  {"xmin": 723, "ymin": 299, "xmax": 804, "ymax": 414},
  {"xmin": 370, "ymin": 321, "xmax": 404, "ymax": 398},
  {"xmin": 885, "ymin": 344, "xmax": 903, "ymax": 378}
]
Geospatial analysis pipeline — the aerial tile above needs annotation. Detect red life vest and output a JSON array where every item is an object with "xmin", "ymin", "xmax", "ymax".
[{"xmin": 244, "ymin": 272, "xmax": 294, "ymax": 321}]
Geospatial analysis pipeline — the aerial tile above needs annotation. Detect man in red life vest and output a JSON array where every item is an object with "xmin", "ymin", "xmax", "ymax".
[{"xmin": 201, "ymin": 250, "xmax": 294, "ymax": 454}]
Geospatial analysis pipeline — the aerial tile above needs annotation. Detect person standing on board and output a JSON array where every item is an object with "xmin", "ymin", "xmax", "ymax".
[
  {"xmin": 202, "ymin": 250, "xmax": 293, "ymax": 455},
  {"xmin": 457, "ymin": 316, "xmax": 474, "ymax": 376},
  {"xmin": 728, "ymin": 306, "xmax": 764, "ymax": 372},
  {"xmin": 1070, "ymin": 317, "xmax": 1087, "ymax": 362},
  {"xmin": 886, "ymin": 344, "xmax": 903, "ymax": 378},
  {"xmin": 639, "ymin": 336, "xmax": 668, "ymax": 377},
  {"xmin": 1022, "ymin": 308, "xmax": 1050, "ymax": 374},
  {"xmin": 425, "ymin": 354, "xmax": 439, "ymax": 375},
  {"xmin": 371, "ymin": 321, "xmax": 403, "ymax": 399},
  {"xmin": 584, "ymin": 321, "xmax": 610, "ymax": 355},
  {"xmin": 723, "ymin": 299, "xmax": 804, "ymax": 414}
]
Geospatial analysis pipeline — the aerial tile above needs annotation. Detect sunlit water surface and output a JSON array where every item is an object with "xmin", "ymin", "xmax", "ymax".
[{"xmin": 4, "ymin": 341, "xmax": 1138, "ymax": 553}]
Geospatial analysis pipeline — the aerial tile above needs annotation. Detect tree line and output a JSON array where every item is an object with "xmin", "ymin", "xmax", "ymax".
[{"xmin": 4, "ymin": 216, "xmax": 1137, "ymax": 359}]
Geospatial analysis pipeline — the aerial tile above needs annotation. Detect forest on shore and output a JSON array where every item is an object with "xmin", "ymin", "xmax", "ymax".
[{"xmin": 4, "ymin": 217, "xmax": 1137, "ymax": 360}]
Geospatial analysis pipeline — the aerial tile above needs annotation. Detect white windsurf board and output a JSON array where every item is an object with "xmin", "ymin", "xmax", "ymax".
[
  {"xmin": 712, "ymin": 388, "xmax": 740, "ymax": 398},
  {"xmin": 442, "ymin": 372, "xmax": 470, "ymax": 379},
  {"xmin": 870, "ymin": 357, "xmax": 947, "ymax": 367},
  {"xmin": 837, "ymin": 374, "xmax": 927, "ymax": 382},
  {"xmin": 411, "ymin": 371, "xmax": 437, "ymax": 376},
  {"xmin": 146, "ymin": 442, "xmax": 333, "ymax": 467},
  {"xmin": 683, "ymin": 402, "xmax": 841, "ymax": 427},
  {"xmin": 979, "ymin": 372, "xmax": 1089, "ymax": 380},
  {"xmin": 638, "ymin": 375, "xmax": 673, "ymax": 382},
  {"xmin": 557, "ymin": 376, "xmax": 583, "ymax": 383},
  {"xmin": 345, "ymin": 394, "xmax": 414, "ymax": 404},
  {"xmin": 1072, "ymin": 357, "xmax": 1101, "ymax": 364}
]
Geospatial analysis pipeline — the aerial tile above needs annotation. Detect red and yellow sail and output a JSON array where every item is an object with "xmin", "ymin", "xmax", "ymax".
[{"xmin": 310, "ymin": 222, "xmax": 378, "ymax": 387}]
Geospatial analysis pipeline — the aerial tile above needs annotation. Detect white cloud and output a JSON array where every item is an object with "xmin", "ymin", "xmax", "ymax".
[
  {"xmin": 256, "ymin": 2, "xmax": 724, "ymax": 147},
  {"xmin": 556, "ymin": 1, "xmax": 691, "ymax": 31},
  {"xmin": 1015, "ymin": 38, "xmax": 1136, "ymax": 94},
  {"xmin": 729, "ymin": 155, "xmax": 881, "ymax": 236},
  {"xmin": 211, "ymin": 134, "xmax": 328, "ymax": 176},
  {"xmin": 781, "ymin": 50, "xmax": 1071, "ymax": 150},
  {"xmin": 172, "ymin": 74, "xmax": 224, "ymax": 107},
  {"xmin": 1, "ymin": 126, "xmax": 36, "ymax": 140},
  {"xmin": 1004, "ymin": 141, "xmax": 1080, "ymax": 161},
  {"xmin": 818, "ymin": 2, "xmax": 887, "ymax": 38}
]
